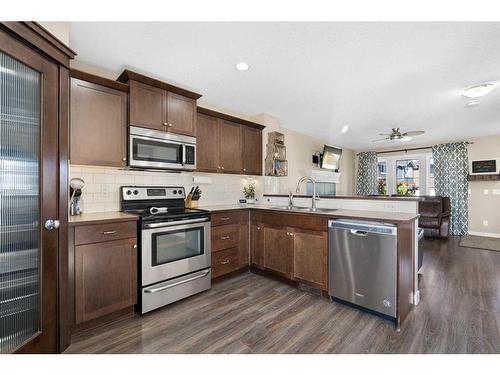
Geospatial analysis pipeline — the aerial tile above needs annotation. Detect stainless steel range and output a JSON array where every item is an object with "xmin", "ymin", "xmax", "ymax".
[{"xmin": 121, "ymin": 186, "xmax": 211, "ymax": 314}]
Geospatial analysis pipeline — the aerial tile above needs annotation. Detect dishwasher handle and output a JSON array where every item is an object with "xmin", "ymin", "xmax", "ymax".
[
  {"xmin": 329, "ymin": 219, "xmax": 397, "ymax": 235},
  {"xmin": 350, "ymin": 229, "xmax": 368, "ymax": 237}
]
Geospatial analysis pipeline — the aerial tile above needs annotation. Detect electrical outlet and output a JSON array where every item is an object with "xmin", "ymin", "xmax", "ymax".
[
  {"xmin": 483, "ymin": 220, "xmax": 489, "ymax": 227},
  {"xmin": 493, "ymin": 189, "xmax": 500, "ymax": 195},
  {"xmin": 483, "ymin": 189, "xmax": 489, "ymax": 195}
]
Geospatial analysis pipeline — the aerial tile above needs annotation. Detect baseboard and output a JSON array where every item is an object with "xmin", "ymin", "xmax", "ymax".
[{"xmin": 468, "ymin": 231, "xmax": 500, "ymax": 238}]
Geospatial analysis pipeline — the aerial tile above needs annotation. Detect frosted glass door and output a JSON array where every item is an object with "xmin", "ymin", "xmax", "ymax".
[{"xmin": 0, "ymin": 51, "xmax": 41, "ymax": 353}]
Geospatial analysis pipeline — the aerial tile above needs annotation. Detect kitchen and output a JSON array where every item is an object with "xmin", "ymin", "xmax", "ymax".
[{"xmin": 1, "ymin": 10, "xmax": 499, "ymax": 372}]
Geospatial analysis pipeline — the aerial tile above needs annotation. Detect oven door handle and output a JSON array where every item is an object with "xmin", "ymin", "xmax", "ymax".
[
  {"xmin": 143, "ymin": 217, "xmax": 209, "ymax": 229},
  {"xmin": 143, "ymin": 270, "xmax": 210, "ymax": 293}
]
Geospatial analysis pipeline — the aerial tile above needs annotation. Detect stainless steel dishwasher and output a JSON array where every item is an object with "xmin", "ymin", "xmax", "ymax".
[{"xmin": 328, "ymin": 219, "xmax": 397, "ymax": 321}]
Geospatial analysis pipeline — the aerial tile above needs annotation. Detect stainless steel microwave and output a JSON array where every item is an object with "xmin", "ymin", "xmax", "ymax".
[{"xmin": 129, "ymin": 126, "xmax": 196, "ymax": 171}]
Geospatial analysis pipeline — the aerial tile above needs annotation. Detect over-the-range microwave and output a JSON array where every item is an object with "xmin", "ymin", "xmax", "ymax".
[
  {"xmin": 470, "ymin": 158, "xmax": 499, "ymax": 175},
  {"xmin": 128, "ymin": 126, "xmax": 196, "ymax": 171}
]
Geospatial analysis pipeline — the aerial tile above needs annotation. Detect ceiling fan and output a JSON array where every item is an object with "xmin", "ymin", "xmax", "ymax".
[{"xmin": 373, "ymin": 128, "xmax": 425, "ymax": 143}]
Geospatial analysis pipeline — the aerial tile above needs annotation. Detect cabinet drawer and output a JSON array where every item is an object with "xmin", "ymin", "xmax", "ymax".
[
  {"xmin": 212, "ymin": 224, "xmax": 240, "ymax": 252},
  {"xmin": 212, "ymin": 247, "xmax": 240, "ymax": 278},
  {"xmin": 211, "ymin": 211, "xmax": 241, "ymax": 226},
  {"xmin": 75, "ymin": 221, "xmax": 137, "ymax": 245}
]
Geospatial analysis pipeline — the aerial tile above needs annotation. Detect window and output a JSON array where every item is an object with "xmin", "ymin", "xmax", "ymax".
[
  {"xmin": 377, "ymin": 161, "xmax": 387, "ymax": 195},
  {"xmin": 428, "ymin": 157, "xmax": 436, "ymax": 196},
  {"xmin": 395, "ymin": 159, "xmax": 420, "ymax": 196}
]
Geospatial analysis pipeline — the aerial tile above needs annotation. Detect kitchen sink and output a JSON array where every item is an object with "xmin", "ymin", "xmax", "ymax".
[{"xmin": 269, "ymin": 206, "xmax": 337, "ymax": 213}]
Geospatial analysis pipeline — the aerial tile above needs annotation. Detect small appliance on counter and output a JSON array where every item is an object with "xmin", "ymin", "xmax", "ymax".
[
  {"xmin": 121, "ymin": 185, "xmax": 211, "ymax": 314},
  {"xmin": 69, "ymin": 178, "xmax": 85, "ymax": 216}
]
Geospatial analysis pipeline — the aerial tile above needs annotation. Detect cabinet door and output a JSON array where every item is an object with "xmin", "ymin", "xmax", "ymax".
[
  {"xmin": 75, "ymin": 238, "xmax": 137, "ymax": 324},
  {"xmin": 219, "ymin": 120, "xmax": 242, "ymax": 173},
  {"xmin": 242, "ymin": 126, "xmax": 262, "ymax": 175},
  {"xmin": 70, "ymin": 78, "xmax": 127, "ymax": 167},
  {"xmin": 129, "ymin": 80, "xmax": 166, "ymax": 131},
  {"xmin": 250, "ymin": 223, "xmax": 264, "ymax": 268},
  {"xmin": 263, "ymin": 226, "xmax": 292, "ymax": 278},
  {"xmin": 196, "ymin": 113, "xmax": 219, "ymax": 172},
  {"xmin": 0, "ymin": 32, "xmax": 59, "ymax": 354},
  {"xmin": 167, "ymin": 92, "xmax": 196, "ymax": 136},
  {"xmin": 239, "ymin": 211, "xmax": 250, "ymax": 267},
  {"xmin": 292, "ymin": 229, "xmax": 328, "ymax": 289}
]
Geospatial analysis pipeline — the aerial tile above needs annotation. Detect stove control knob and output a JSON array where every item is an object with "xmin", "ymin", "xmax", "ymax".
[
  {"xmin": 126, "ymin": 190, "xmax": 132, "ymax": 195},
  {"xmin": 178, "ymin": 190, "xmax": 183, "ymax": 195},
  {"xmin": 133, "ymin": 190, "xmax": 139, "ymax": 195},
  {"xmin": 173, "ymin": 190, "xmax": 177, "ymax": 194}
]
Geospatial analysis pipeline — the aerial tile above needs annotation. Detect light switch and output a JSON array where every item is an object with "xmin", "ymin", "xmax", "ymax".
[
  {"xmin": 493, "ymin": 189, "xmax": 500, "ymax": 195},
  {"xmin": 483, "ymin": 220, "xmax": 489, "ymax": 227},
  {"xmin": 483, "ymin": 189, "xmax": 489, "ymax": 195}
]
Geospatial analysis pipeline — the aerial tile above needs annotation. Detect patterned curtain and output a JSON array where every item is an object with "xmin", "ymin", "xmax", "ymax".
[
  {"xmin": 356, "ymin": 151, "xmax": 378, "ymax": 195},
  {"xmin": 432, "ymin": 142, "xmax": 469, "ymax": 235}
]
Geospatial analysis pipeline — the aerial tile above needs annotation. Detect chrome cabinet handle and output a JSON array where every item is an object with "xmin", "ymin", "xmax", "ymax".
[
  {"xmin": 220, "ymin": 217, "xmax": 230, "ymax": 221},
  {"xmin": 220, "ymin": 260, "xmax": 230, "ymax": 265},
  {"xmin": 122, "ymin": 157, "xmax": 127, "ymax": 161},
  {"xmin": 44, "ymin": 219, "xmax": 60, "ymax": 230},
  {"xmin": 257, "ymin": 226, "xmax": 261, "ymax": 230},
  {"xmin": 133, "ymin": 244, "xmax": 137, "ymax": 249},
  {"xmin": 168, "ymin": 123, "xmax": 173, "ymax": 127},
  {"xmin": 221, "ymin": 166, "xmax": 225, "ymax": 170},
  {"xmin": 163, "ymin": 122, "xmax": 168, "ymax": 126},
  {"xmin": 221, "ymin": 235, "xmax": 230, "ymax": 240},
  {"xmin": 103, "ymin": 230, "xmax": 116, "ymax": 235}
]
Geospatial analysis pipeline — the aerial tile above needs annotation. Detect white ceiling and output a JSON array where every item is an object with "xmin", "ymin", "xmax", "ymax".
[{"xmin": 69, "ymin": 22, "xmax": 500, "ymax": 151}]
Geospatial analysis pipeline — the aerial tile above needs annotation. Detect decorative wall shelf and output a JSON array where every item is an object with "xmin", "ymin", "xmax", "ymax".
[
  {"xmin": 265, "ymin": 131, "xmax": 288, "ymax": 177},
  {"xmin": 467, "ymin": 174, "xmax": 500, "ymax": 181}
]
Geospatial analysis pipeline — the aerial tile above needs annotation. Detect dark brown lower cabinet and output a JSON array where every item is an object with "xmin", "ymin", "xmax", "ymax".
[
  {"xmin": 75, "ymin": 238, "xmax": 137, "ymax": 324},
  {"xmin": 292, "ymin": 229, "xmax": 328, "ymax": 289},
  {"xmin": 263, "ymin": 226, "xmax": 293, "ymax": 278},
  {"xmin": 250, "ymin": 211, "xmax": 328, "ymax": 290}
]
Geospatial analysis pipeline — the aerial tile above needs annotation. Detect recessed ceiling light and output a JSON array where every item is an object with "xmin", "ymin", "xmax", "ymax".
[
  {"xmin": 466, "ymin": 100, "xmax": 480, "ymax": 107},
  {"xmin": 462, "ymin": 83, "xmax": 495, "ymax": 98},
  {"xmin": 235, "ymin": 62, "xmax": 249, "ymax": 71},
  {"xmin": 341, "ymin": 125, "xmax": 349, "ymax": 134}
]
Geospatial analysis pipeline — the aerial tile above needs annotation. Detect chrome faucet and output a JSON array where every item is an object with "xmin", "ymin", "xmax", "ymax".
[
  {"xmin": 295, "ymin": 176, "xmax": 319, "ymax": 211},
  {"xmin": 288, "ymin": 191, "xmax": 295, "ymax": 209}
]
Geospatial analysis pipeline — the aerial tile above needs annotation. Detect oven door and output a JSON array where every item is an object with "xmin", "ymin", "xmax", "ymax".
[
  {"xmin": 141, "ymin": 218, "xmax": 211, "ymax": 286},
  {"xmin": 129, "ymin": 133, "xmax": 185, "ymax": 170}
]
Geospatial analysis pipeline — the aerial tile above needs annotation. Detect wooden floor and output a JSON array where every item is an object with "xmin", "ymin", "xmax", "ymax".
[{"xmin": 66, "ymin": 237, "xmax": 500, "ymax": 354}]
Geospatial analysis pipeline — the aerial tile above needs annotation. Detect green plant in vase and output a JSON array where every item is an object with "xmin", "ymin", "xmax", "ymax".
[{"xmin": 243, "ymin": 180, "xmax": 256, "ymax": 204}]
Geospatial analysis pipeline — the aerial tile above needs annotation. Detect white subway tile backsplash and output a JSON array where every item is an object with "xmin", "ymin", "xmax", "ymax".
[{"xmin": 70, "ymin": 164, "xmax": 264, "ymax": 211}]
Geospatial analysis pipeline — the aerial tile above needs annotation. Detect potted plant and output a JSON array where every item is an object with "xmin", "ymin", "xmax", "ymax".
[{"xmin": 243, "ymin": 180, "xmax": 256, "ymax": 204}]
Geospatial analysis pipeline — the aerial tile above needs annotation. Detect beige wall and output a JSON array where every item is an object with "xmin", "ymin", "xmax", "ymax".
[
  {"xmin": 38, "ymin": 22, "xmax": 70, "ymax": 46},
  {"xmin": 467, "ymin": 135, "xmax": 500, "ymax": 237}
]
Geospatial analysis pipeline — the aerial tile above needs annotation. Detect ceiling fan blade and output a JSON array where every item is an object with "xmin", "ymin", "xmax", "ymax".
[
  {"xmin": 378, "ymin": 133, "xmax": 391, "ymax": 136},
  {"xmin": 372, "ymin": 138, "xmax": 389, "ymax": 142},
  {"xmin": 403, "ymin": 130, "xmax": 425, "ymax": 137}
]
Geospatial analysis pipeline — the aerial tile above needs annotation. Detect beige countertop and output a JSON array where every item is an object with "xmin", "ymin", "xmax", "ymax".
[
  {"xmin": 200, "ymin": 204, "xmax": 419, "ymax": 223},
  {"xmin": 69, "ymin": 211, "xmax": 138, "ymax": 226}
]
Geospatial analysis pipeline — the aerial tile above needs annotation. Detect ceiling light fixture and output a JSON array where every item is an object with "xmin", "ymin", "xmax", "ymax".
[
  {"xmin": 466, "ymin": 100, "xmax": 480, "ymax": 107},
  {"xmin": 341, "ymin": 125, "xmax": 349, "ymax": 134},
  {"xmin": 235, "ymin": 62, "xmax": 249, "ymax": 71},
  {"xmin": 400, "ymin": 136, "xmax": 412, "ymax": 142},
  {"xmin": 462, "ymin": 83, "xmax": 495, "ymax": 98}
]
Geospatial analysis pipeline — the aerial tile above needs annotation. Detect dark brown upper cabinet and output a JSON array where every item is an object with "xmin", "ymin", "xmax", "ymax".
[
  {"xmin": 196, "ymin": 107, "xmax": 265, "ymax": 175},
  {"xmin": 117, "ymin": 70, "xmax": 201, "ymax": 137},
  {"xmin": 196, "ymin": 113, "xmax": 220, "ymax": 172},
  {"xmin": 219, "ymin": 120, "xmax": 242, "ymax": 173},
  {"xmin": 242, "ymin": 126, "xmax": 263, "ymax": 175},
  {"xmin": 70, "ymin": 70, "xmax": 128, "ymax": 167}
]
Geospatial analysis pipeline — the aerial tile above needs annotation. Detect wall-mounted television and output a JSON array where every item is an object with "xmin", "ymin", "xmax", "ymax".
[{"xmin": 320, "ymin": 144, "xmax": 342, "ymax": 171}]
